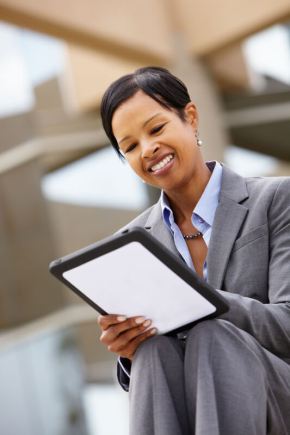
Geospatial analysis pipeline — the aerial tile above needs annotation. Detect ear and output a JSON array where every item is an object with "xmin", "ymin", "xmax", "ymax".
[{"xmin": 184, "ymin": 102, "xmax": 198, "ymax": 127}]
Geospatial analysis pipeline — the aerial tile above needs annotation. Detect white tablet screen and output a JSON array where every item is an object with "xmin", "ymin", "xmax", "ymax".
[{"xmin": 63, "ymin": 241, "xmax": 216, "ymax": 334}]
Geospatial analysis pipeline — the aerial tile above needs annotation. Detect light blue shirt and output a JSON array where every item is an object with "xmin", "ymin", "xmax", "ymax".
[{"xmin": 160, "ymin": 161, "xmax": 223, "ymax": 279}]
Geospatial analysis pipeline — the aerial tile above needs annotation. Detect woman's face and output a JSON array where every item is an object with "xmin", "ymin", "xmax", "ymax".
[{"xmin": 112, "ymin": 91, "xmax": 201, "ymax": 194}]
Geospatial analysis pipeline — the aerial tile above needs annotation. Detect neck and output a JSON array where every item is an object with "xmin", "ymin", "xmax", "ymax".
[{"xmin": 164, "ymin": 160, "xmax": 211, "ymax": 225}]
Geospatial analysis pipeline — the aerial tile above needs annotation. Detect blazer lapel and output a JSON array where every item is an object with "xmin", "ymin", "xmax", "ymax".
[
  {"xmin": 143, "ymin": 199, "xmax": 180, "ymax": 257},
  {"xmin": 140, "ymin": 166, "xmax": 249, "ymax": 290},
  {"xmin": 207, "ymin": 166, "xmax": 249, "ymax": 289}
]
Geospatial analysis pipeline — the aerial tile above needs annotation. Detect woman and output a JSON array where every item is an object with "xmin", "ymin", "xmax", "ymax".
[{"xmin": 98, "ymin": 66, "xmax": 290, "ymax": 434}]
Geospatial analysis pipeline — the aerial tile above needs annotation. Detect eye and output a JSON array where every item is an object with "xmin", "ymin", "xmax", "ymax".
[
  {"xmin": 150, "ymin": 124, "xmax": 165, "ymax": 134},
  {"xmin": 125, "ymin": 143, "xmax": 137, "ymax": 153}
]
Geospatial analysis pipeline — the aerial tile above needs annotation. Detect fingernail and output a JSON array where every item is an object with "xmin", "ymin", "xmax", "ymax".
[
  {"xmin": 143, "ymin": 319, "xmax": 151, "ymax": 327},
  {"xmin": 135, "ymin": 316, "xmax": 145, "ymax": 324},
  {"xmin": 150, "ymin": 328, "xmax": 157, "ymax": 335},
  {"xmin": 117, "ymin": 316, "xmax": 127, "ymax": 322}
]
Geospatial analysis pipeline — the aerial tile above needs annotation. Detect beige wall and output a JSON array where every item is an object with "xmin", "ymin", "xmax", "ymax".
[
  {"xmin": 205, "ymin": 43, "xmax": 251, "ymax": 91},
  {"xmin": 0, "ymin": 160, "xmax": 65, "ymax": 328},
  {"xmin": 2, "ymin": 0, "xmax": 289, "ymax": 115},
  {"xmin": 0, "ymin": 0, "xmax": 170, "ymax": 59},
  {"xmin": 1, "ymin": 0, "xmax": 289, "ymax": 59},
  {"xmin": 65, "ymin": 45, "xmax": 144, "ymax": 111},
  {"xmin": 178, "ymin": 0, "xmax": 290, "ymax": 54},
  {"xmin": 0, "ymin": 112, "xmax": 36, "ymax": 152}
]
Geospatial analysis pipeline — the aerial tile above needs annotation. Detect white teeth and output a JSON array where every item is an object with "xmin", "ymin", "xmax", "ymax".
[{"xmin": 151, "ymin": 154, "xmax": 173, "ymax": 172}]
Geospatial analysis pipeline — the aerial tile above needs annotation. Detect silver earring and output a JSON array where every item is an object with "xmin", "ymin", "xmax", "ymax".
[{"xmin": 195, "ymin": 130, "xmax": 203, "ymax": 147}]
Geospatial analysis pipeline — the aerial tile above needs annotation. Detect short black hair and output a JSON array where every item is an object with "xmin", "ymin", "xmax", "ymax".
[{"xmin": 100, "ymin": 66, "xmax": 191, "ymax": 158}]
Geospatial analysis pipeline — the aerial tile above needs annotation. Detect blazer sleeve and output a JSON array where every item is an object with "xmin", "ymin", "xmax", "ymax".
[
  {"xmin": 117, "ymin": 357, "xmax": 131, "ymax": 392},
  {"xmin": 218, "ymin": 178, "xmax": 290, "ymax": 361}
]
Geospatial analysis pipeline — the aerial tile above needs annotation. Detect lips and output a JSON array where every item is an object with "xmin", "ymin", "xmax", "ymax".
[{"xmin": 148, "ymin": 153, "xmax": 174, "ymax": 172}]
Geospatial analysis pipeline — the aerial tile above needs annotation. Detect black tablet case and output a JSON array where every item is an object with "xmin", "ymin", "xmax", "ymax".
[{"xmin": 49, "ymin": 227, "xmax": 228, "ymax": 335}]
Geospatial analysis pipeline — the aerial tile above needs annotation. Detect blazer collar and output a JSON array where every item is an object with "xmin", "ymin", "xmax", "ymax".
[
  {"xmin": 206, "ymin": 165, "xmax": 249, "ymax": 288},
  {"xmin": 143, "ymin": 164, "xmax": 249, "ymax": 289},
  {"xmin": 219, "ymin": 164, "xmax": 248, "ymax": 203},
  {"xmin": 144, "ymin": 196, "xmax": 180, "ymax": 257}
]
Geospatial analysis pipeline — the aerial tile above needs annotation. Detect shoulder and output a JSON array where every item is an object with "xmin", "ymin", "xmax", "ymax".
[
  {"xmin": 116, "ymin": 203, "xmax": 159, "ymax": 234},
  {"xmin": 220, "ymin": 164, "xmax": 290, "ymax": 214},
  {"xmin": 245, "ymin": 175, "xmax": 290, "ymax": 202},
  {"xmin": 243, "ymin": 176, "xmax": 290, "ymax": 228},
  {"xmin": 246, "ymin": 175, "xmax": 290, "ymax": 189}
]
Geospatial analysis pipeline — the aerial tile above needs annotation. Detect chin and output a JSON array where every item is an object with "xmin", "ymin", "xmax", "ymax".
[
  {"xmin": 160, "ymin": 181, "xmax": 180, "ymax": 193},
  {"xmin": 146, "ymin": 174, "xmax": 182, "ymax": 192},
  {"xmin": 165, "ymin": 177, "xmax": 191, "ymax": 193}
]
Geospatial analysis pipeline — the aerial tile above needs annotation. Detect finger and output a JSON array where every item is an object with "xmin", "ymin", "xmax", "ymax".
[
  {"xmin": 98, "ymin": 314, "xmax": 127, "ymax": 330},
  {"xmin": 98, "ymin": 314, "xmax": 148, "ymax": 331},
  {"xmin": 120, "ymin": 328, "xmax": 157, "ymax": 359},
  {"xmin": 106, "ymin": 320, "xmax": 152, "ymax": 348},
  {"xmin": 101, "ymin": 316, "xmax": 150, "ymax": 342}
]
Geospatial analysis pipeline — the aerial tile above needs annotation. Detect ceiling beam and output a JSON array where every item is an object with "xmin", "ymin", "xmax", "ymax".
[
  {"xmin": 176, "ymin": 0, "xmax": 290, "ymax": 55},
  {"xmin": 0, "ymin": 1, "xmax": 167, "ymax": 65},
  {"xmin": 1, "ymin": 0, "xmax": 289, "ymax": 61}
]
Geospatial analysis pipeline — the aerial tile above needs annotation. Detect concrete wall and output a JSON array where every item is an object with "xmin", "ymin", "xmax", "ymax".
[{"xmin": 0, "ymin": 160, "xmax": 65, "ymax": 328}]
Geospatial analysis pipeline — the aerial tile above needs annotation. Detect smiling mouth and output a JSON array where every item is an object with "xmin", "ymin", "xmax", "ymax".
[{"xmin": 149, "ymin": 154, "xmax": 174, "ymax": 172}]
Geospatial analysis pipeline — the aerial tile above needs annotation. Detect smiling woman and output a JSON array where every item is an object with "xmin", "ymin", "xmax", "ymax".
[
  {"xmin": 111, "ymin": 91, "xmax": 210, "ymax": 196},
  {"xmin": 98, "ymin": 67, "xmax": 290, "ymax": 435}
]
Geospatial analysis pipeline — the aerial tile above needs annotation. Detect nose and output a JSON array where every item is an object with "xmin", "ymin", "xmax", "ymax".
[{"xmin": 141, "ymin": 139, "xmax": 160, "ymax": 159}]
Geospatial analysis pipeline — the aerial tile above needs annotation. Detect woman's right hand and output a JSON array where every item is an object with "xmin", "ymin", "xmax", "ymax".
[{"xmin": 98, "ymin": 314, "xmax": 157, "ymax": 360}]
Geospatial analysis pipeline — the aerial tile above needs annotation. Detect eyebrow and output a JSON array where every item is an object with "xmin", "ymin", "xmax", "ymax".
[{"xmin": 119, "ymin": 113, "xmax": 162, "ymax": 145}]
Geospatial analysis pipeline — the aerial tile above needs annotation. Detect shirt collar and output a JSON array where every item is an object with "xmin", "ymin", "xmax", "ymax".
[{"xmin": 161, "ymin": 161, "xmax": 223, "ymax": 228}]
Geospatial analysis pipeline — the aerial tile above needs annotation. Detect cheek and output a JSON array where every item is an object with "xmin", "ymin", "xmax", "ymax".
[
  {"xmin": 183, "ymin": 134, "xmax": 197, "ymax": 156},
  {"xmin": 177, "ymin": 140, "xmax": 195, "ymax": 161},
  {"xmin": 127, "ymin": 157, "xmax": 145, "ymax": 178}
]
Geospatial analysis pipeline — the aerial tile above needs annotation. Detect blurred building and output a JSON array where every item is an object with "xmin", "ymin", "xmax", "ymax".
[{"xmin": 0, "ymin": 1, "xmax": 290, "ymax": 434}]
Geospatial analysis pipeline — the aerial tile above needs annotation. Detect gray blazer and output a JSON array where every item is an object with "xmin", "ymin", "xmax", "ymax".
[{"xmin": 117, "ymin": 164, "xmax": 290, "ymax": 391}]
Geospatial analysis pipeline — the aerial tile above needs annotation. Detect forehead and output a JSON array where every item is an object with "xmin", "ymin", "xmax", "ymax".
[{"xmin": 112, "ymin": 91, "xmax": 170, "ymax": 137}]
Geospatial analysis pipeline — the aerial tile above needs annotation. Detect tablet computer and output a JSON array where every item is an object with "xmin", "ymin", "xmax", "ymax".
[{"xmin": 49, "ymin": 227, "xmax": 228, "ymax": 335}]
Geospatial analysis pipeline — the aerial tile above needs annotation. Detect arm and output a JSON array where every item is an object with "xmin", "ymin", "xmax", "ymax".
[
  {"xmin": 218, "ymin": 178, "xmax": 290, "ymax": 360},
  {"xmin": 117, "ymin": 357, "xmax": 132, "ymax": 392},
  {"xmin": 98, "ymin": 314, "xmax": 156, "ymax": 391},
  {"xmin": 217, "ymin": 292, "xmax": 290, "ymax": 360}
]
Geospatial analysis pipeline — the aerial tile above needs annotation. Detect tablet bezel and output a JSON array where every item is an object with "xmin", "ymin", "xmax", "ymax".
[{"xmin": 49, "ymin": 226, "xmax": 228, "ymax": 335}]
